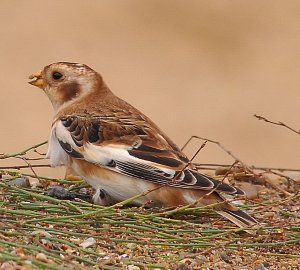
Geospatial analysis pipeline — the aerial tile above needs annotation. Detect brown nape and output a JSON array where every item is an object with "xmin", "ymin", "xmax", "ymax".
[
  {"xmin": 79, "ymin": 76, "xmax": 114, "ymax": 104},
  {"xmin": 94, "ymin": 74, "xmax": 112, "ymax": 96},
  {"xmin": 58, "ymin": 82, "xmax": 81, "ymax": 102}
]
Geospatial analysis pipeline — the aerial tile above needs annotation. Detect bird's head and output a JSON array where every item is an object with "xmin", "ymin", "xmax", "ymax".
[{"xmin": 29, "ymin": 62, "xmax": 106, "ymax": 112}]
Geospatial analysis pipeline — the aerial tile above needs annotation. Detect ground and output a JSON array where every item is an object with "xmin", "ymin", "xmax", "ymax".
[{"xmin": 0, "ymin": 144, "xmax": 299, "ymax": 270}]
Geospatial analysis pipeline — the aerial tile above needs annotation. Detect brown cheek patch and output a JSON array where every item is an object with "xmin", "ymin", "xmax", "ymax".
[{"xmin": 58, "ymin": 82, "xmax": 81, "ymax": 102}]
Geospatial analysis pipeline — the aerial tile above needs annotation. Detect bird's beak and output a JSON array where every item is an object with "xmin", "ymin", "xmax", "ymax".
[{"xmin": 28, "ymin": 71, "xmax": 44, "ymax": 88}]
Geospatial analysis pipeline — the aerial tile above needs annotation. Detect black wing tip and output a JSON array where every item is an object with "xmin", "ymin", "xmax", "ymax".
[
  {"xmin": 234, "ymin": 186, "xmax": 246, "ymax": 195},
  {"xmin": 58, "ymin": 139, "xmax": 83, "ymax": 158},
  {"xmin": 224, "ymin": 209, "xmax": 258, "ymax": 226},
  {"xmin": 190, "ymin": 170, "xmax": 246, "ymax": 195},
  {"xmin": 190, "ymin": 170, "xmax": 214, "ymax": 189}
]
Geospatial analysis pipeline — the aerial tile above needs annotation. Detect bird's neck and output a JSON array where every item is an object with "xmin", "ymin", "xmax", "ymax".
[{"xmin": 53, "ymin": 80, "xmax": 114, "ymax": 118}]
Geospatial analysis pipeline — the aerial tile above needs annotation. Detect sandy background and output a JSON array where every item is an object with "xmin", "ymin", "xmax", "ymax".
[{"xmin": 0, "ymin": 1, "xmax": 299, "ymax": 178}]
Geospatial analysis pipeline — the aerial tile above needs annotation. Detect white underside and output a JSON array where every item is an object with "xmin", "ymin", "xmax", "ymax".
[{"xmin": 71, "ymin": 160, "xmax": 156, "ymax": 204}]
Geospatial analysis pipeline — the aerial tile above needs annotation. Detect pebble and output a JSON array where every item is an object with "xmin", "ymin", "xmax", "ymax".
[
  {"xmin": 219, "ymin": 252, "xmax": 231, "ymax": 263},
  {"xmin": 262, "ymin": 261, "xmax": 270, "ymax": 267},
  {"xmin": 175, "ymin": 263, "xmax": 189, "ymax": 270},
  {"xmin": 79, "ymin": 237, "xmax": 96, "ymax": 248},
  {"xmin": 0, "ymin": 262, "xmax": 15, "ymax": 270},
  {"xmin": 7, "ymin": 177, "xmax": 30, "ymax": 188},
  {"xmin": 36, "ymin": 252, "xmax": 48, "ymax": 262},
  {"xmin": 31, "ymin": 229, "xmax": 52, "ymax": 237},
  {"xmin": 256, "ymin": 264, "xmax": 267, "ymax": 270},
  {"xmin": 126, "ymin": 243, "xmax": 137, "ymax": 250},
  {"xmin": 127, "ymin": 265, "xmax": 140, "ymax": 270}
]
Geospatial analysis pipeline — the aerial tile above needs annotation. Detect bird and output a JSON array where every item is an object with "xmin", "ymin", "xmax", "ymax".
[{"xmin": 28, "ymin": 62, "xmax": 258, "ymax": 230}]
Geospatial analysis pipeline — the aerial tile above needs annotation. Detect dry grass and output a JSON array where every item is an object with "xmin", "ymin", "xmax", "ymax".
[{"xmin": 0, "ymin": 142, "xmax": 299, "ymax": 269}]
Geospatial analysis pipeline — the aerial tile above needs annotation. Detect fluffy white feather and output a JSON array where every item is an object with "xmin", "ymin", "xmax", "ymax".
[{"xmin": 47, "ymin": 125, "xmax": 69, "ymax": 166}]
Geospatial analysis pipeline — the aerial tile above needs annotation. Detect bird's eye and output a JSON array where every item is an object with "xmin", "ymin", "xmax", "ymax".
[{"xmin": 52, "ymin": 71, "xmax": 63, "ymax": 80}]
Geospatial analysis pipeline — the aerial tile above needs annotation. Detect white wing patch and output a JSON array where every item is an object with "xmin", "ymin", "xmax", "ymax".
[
  {"xmin": 83, "ymin": 143, "xmax": 129, "ymax": 166},
  {"xmin": 47, "ymin": 124, "xmax": 69, "ymax": 166},
  {"xmin": 51, "ymin": 120, "xmax": 176, "ymax": 178}
]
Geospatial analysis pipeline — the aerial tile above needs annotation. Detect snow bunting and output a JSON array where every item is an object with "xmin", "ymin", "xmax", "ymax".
[{"xmin": 29, "ymin": 62, "xmax": 257, "ymax": 229}]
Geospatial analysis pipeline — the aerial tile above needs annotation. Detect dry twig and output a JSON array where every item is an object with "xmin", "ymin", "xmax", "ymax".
[{"xmin": 254, "ymin": 114, "xmax": 300, "ymax": 136}]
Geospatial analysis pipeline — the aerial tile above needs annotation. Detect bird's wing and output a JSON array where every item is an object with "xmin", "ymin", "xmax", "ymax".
[{"xmin": 52, "ymin": 112, "xmax": 244, "ymax": 195}]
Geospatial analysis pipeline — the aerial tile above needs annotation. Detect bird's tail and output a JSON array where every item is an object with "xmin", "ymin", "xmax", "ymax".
[
  {"xmin": 175, "ymin": 186, "xmax": 259, "ymax": 233},
  {"xmin": 216, "ymin": 209, "xmax": 258, "ymax": 233}
]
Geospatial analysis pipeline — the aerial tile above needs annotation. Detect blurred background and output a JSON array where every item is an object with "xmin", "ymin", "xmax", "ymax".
[{"xmin": 0, "ymin": 0, "xmax": 299, "ymax": 178}]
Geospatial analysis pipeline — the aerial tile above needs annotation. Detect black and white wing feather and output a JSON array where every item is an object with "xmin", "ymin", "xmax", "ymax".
[{"xmin": 50, "ymin": 114, "xmax": 244, "ymax": 196}]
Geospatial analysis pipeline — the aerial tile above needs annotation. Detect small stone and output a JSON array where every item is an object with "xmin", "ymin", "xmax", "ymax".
[
  {"xmin": 179, "ymin": 258, "xmax": 192, "ymax": 264},
  {"xmin": 118, "ymin": 254, "xmax": 128, "ymax": 260},
  {"xmin": 190, "ymin": 262, "xmax": 198, "ymax": 267},
  {"xmin": 36, "ymin": 253, "xmax": 48, "ymax": 262},
  {"xmin": 79, "ymin": 237, "xmax": 96, "ymax": 248},
  {"xmin": 219, "ymin": 252, "xmax": 231, "ymax": 263},
  {"xmin": 28, "ymin": 178, "xmax": 41, "ymax": 188},
  {"xmin": 175, "ymin": 264, "xmax": 189, "ymax": 270},
  {"xmin": 126, "ymin": 243, "xmax": 137, "ymax": 250},
  {"xmin": 7, "ymin": 177, "xmax": 30, "ymax": 188},
  {"xmin": 256, "ymin": 264, "xmax": 267, "ymax": 270},
  {"xmin": 0, "ymin": 262, "xmax": 15, "ymax": 270},
  {"xmin": 195, "ymin": 255, "xmax": 208, "ymax": 262},
  {"xmin": 127, "ymin": 265, "xmax": 140, "ymax": 270},
  {"xmin": 69, "ymin": 237, "xmax": 81, "ymax": 244},
  {"xmin": 31, "ymin": 229, "xmax": 52, "ymax": 237},
  {"xmin": 264, "ymin": 212, "xmax": 276, "ymax": 218},
  {"xmin": 102, "ymin": 223, "xmax": 110, "ymax": 229},
  {"xmin": 236, "ymin": 182, "xmax": 262, "ymax": 199}
]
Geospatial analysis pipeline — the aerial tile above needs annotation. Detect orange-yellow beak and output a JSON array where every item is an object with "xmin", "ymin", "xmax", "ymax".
[{"xmin": 28, "ymin": 71, "xmax": 44, "ymax": 88}]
